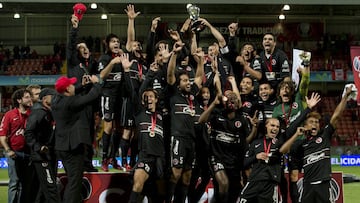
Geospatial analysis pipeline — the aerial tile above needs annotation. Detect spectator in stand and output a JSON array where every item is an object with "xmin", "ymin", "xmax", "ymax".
[{"xmin": 0, "ymin": 88, "xmax": 35, "ymax": 203}]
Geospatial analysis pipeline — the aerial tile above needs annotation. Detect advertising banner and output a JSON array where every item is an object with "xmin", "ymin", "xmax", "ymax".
[
  {"xmin": 56, "ymin": 172, "xmax": 343, "ymax": 203},
  {"xmin": 350, "ymin": 46, "xmax": 360, "ymax": 105}
]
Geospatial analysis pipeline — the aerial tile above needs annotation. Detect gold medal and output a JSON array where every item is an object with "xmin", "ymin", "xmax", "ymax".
[
  {"xmin": 190, "ymin": 110, "xmax": 195, "ymax": 117},
  {"xmin": 149, "ymin": 131, "xmax": 155, "ymax": 137}
]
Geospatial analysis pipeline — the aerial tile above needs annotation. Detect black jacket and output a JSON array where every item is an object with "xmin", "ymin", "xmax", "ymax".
[
  {"xmin": 51, "ymin": 83, "xmax": 101, "ymax": 151},
  {"xmin": 25, "ymin": 102, "xmax": 55, "ymax": 161}
]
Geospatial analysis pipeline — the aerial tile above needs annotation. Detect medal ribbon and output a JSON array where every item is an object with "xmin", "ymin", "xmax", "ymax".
[
  {"xmin": 265, "ymin": 55, "xmax": 273, "ymax": 72},
  {"xmin": 138, "ymin": 63, "xmax": 143, "ymax": 79},
  {"xmin": 282, "ymin": 103, "xmax": 292, "ymax": 127},
  {"xmin": 187, "ymin": 96, "xmax": 193, "ymax": 113},
  {"xmin": 263, "ymin": 137, "xmax": 272, "ymax": 156},
  {"xmin": 150, "ymin": 113, "xmax": 156, "ymax": 134}
]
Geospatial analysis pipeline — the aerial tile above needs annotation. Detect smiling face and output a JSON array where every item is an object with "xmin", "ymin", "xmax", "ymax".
[
  {"xmin": 178, "ymin": 73, "xmax": 191, "ymax": 93},
  {"xmin": 208, "ymin": 43, "xmax": 219, "ymax": 57},
  {"xmin": 262, "ymin": 33, "xmax": 276, "ymax": 54},
  {"xmin": 142, "ymin": 90, "xmax": 158, "ymax": 112},
  {"xmin": 265, "ymin": 118, "xmax": 280, "ymax": 139},
  {"xmin": 239, "ymin": 77, "xmax": 254, "ymax": 95},
  {"xmin": 259, "ymin": 83, "xmax": 273, "ymax": 102},
  {"xmin": 18, "ymin": 92, "xmax": 32, "ymax": 109}
]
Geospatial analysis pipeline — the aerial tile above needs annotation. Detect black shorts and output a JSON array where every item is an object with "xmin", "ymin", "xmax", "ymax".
[
  {"xmin": 288, "ymin": 150, "xmax": 303, "ymax": 171},
  {"xmin": 134, "ymin": 154, "xmax": 165, "ymax": 178},
  {"xmin": 120, "ymin": 97, "xmax": 135, "ymax": 127},
  {"xmin": 100, "ymin": 93, "xmax": 121, "ymax": 122},
  {"xmin": 300, "ymin": 180, "xmax": 334, "ymax": 203},
  {"xmin": 170, "ymin": 136, "xmax": 195, "ymax": 170},
  {"xmin": 240, "ymin": 180, "xmax": 280, "ymax": 203}
]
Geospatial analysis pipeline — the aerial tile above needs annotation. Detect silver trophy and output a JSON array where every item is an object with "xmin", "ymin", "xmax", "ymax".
[{"xmin": 186, "ymin": 4, "xmax": 205, "ymax": 32}]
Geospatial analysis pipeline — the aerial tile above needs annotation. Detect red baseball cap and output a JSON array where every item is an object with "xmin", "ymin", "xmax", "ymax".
[
  {"xmin": 73, "ymin": 3, "xmax": 87, "ymax": 21},
  {"xmin": 55, "ymin": 76, "xmax": 77, "ymax": 93}
]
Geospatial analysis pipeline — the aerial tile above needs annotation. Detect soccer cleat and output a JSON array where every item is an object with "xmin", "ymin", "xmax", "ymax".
[{"xmin": 101, "ymin": 159, "xmax": 109, "ymax": 172}]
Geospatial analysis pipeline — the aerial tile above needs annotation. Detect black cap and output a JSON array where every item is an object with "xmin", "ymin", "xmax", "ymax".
[{"xmin": 39, "ymin": 88, "xmax": 56, "ymax": 100}]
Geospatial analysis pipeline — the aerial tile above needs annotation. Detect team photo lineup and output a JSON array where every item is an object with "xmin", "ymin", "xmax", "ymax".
[{"xmin": 0, "ymin": 3, "xmax": 357, "ymax": 203}]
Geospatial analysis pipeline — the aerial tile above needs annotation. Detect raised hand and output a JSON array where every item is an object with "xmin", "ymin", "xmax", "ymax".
[
  {"xmin": 168, "ymin": 29, "xmax": 181, "ymax": 42},
  {"xmin": 71, "ymin": 14, "xmax": 79, "ymax": 28},
  {"xmin": 228, "ymin": 22, "xmax": 238, "ymax": 36},
  {"xmin": 151, "ymin": 17, "xmax": 161, "ymax": 32},
  {"xmin": 125, "ymin": 4, "xmax": 140, "ymax": 19},
  {"xmin": 119, "ymin": 53, "xmax": 134, "ymax": 71},
  {"xmin": 305, "ymin": 92, "xmax": 321, "ymax": 109},
  {"xmin": 172, "ymin": 41, "xmax": 185, "ymax": 53},
  {"xmin": 193, "ymin": 48, "xmax": 204, "ymax": 63}
]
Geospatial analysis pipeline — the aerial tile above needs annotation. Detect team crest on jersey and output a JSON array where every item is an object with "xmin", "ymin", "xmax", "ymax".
[
  {"xmin": 186, "ymin": 66, "xmax": 192, "ymax": 72},
  {"xmin": 157, "ymin": 114, "xmax": 162, "ymax": 120},
  {"xmin": 272, "ymin": 137, "xmax": 278, "ymax": 144},
  {"xmin": 292, "ymin": 102, "xmax": 298, "ymax": 109},
  {"xmin": 138, "ymin": 162, "xmax": 145, "ymax": 168},
  {"xmin": 271, "ymin": 100, "xmax": 277, "ymax": 105},
  {"xmin": 316, "ymin": 137, "xmax": 323, "ymax": 144},
  {"xmin": 271, "ymin": 58, "xmax": 276, "ymax": 65},
  {"xmin": 235, "ymin": 121, "xmax": 242, "ymax": 128}
]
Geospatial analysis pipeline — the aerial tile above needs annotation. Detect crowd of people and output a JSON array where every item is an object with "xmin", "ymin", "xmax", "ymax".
[{"xmin": 0, "ymin": 4, "xmax": 356, "ymax": 203}]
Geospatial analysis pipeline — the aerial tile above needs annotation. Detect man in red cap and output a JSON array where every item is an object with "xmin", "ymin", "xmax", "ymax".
[{"xmin": 51, "ymin": 75, "xmax": 101, "ymax": 203}]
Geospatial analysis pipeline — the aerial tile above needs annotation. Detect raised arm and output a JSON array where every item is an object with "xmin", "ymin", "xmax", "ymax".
[
  {"xmin": 227, "ymin": 76, "xmax": 242, "ymax": 107},
  {"xmin": 167, "ymin": 41, "xmax": 184, "ymax": 85},
  {"xmin": 125, "ymin": 4, "xmax": 141, "ymax": 52},
  {"xmin": 236, "ymin": 55, "xmax": 262, "ymax": 80},
  {"xmin": 99, "ymin": 56, "xmax": 122, "ymax": 79},
  {"xmin": 198, "ymin": 17, "xmax": 226, "ymax": 48},
  {"xmin": 192, "ymin": 48, "xmax": 205, "ymax": 89},
  {"xmin": 67, "ymin": 15, "xmax": 80, "ymax": 68},
  {"xmin": 246, "ymin": 111, "xmax": 259, "ymax": 143},
  {"xmin": 198, "ymin": 94, "xmax": 221, "ymax": 123},
  {"xmin": 280, "ymin": 127, "xmax": 305, "ymax": 154},
  {"xmin": 298, "ymin": 65, "xmax": 310, "ymax": 108},
  {"xmin": 330, "ymin": 85, "xmax": 353, "ymax": 128}
]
